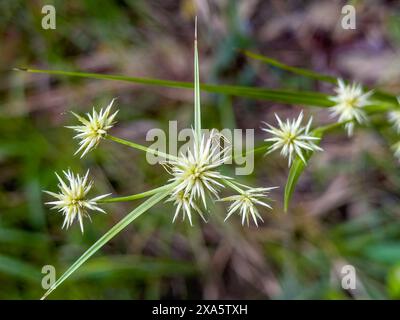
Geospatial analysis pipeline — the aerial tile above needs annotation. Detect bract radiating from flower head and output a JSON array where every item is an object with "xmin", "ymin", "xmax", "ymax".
[
  {"xmin": 44, "ymin": 170, "xmax": 110, "ymax": 233},
  {"xmin": 329, "ymin": 79, "xmax": 373, "ymax": 136},
  {"xmin": 67, "ymin": 98, "xmax": 118, "ymax": 158},
  {"xmin": 164, "ymin": 129, "xmax": 231, "ymax": 223},
  {"xmin": 262, "ymin": 111, "xmax": 322, "ymax": 167},
  {"xmin": 221, "ymin": 186, "xmax": 275, "ymax": 227}
]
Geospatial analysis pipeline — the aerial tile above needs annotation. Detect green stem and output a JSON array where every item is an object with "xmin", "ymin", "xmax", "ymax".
[
  {"xmin": 316, "ymin": 109, "xmax": 387, "ymax": 134},
  {"xmin": 244, "ymin": 145, "xmax": 269, "ymax": 156},
  {"xmin": 316, "ymin": 121, "xmax": 350, "ymax": 134},
  {"xmin": 242, "ymin": 50, "xmax": 337, "ymax": 84},
  {"xmin": 99, "ymin": 184, "xmax": 175, "ymax": 203},
  {"xmin": 41, "ymin": 185, "xmax": 176, "ymax": 300},
  {"xmin": 222, "ymin": 178, "xmax": 243, "ymax": 193},
  {"xmin": 106, "ymin": 134, "xmax": 178, "ymax": 161},
  {"xmin": 231, "ymin": 144, "xmax": 270, "ymax": 166}
]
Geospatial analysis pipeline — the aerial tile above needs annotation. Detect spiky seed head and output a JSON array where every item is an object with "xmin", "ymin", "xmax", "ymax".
[
  {"xmin": 44, "ymin": 170, "xmax": 110, "ymax": 233},
  {"xmin": 262, "ymin": 111, "xmax": 323, "ymax": 167},
  {"xmin": 329, "ymin": 79, "xmax": 373, "ymax": 136},
  {"xmin": 221, "ymin": 186, "xmax": 275, "ymax": 227},
  {"xmin": 164, "ymin": 129, "xmax": 231, "ymax": 224},
  {"xmin": 67, "ymin": 98, "xmax": 118, "ymax": 158}
]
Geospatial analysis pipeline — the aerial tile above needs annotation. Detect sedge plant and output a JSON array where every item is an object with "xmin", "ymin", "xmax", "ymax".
[
  {"xmin": 39, "ymin": 21, "xmax": 277, "ymax": 299},
  {"xmin": 16, "ymin": 21, "xmax": 400, "ymax": 300}
]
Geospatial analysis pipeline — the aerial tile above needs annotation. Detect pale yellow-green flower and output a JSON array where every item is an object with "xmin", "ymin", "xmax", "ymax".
[
  {"xmin": 163, "ymin": 129, "xmax": 230, "ymax": 224},
  {"xmin": 44, "ymin": 170, "xmax": 110, "ymax": 233},
  {"xmin": 329, "ymin": 79, "xmax": 373, "ymax": 136},
  {"xmin": 67, "ymin": 99, "xmax": 118, "ymax": 158},
  {"xmin": 262, "ymin": 112, "xmax": 322, "ymax": 166}
]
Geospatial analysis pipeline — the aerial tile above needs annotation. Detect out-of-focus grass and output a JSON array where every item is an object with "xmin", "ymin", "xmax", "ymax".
[{"xmin": 1, "ymin": 0, "xmax": 400, "ymax": 299}]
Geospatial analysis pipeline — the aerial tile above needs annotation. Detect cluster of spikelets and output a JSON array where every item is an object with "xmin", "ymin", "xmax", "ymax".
[
  {"xmin": 45, "ymin": 77, "xmax": 400, "ymax": 232},
  {"xmin": 45, "ymin": 99, "xmax": 279, "ymax": 231},
  {"xmin": 45, "ymin": 24, "xmax": 400, "ymax": 233},
  {"xmin": 328, "ymin": 79, "xmax": 400, "ymax": 158},
  {"xmin": 328, "ymin": 79, "xmax": 373, "ymax": 137}
]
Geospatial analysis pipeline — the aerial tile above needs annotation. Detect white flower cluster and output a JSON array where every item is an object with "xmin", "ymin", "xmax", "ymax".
[
  {"xmin": 262, "ymin": 112, "xmax": 322, "ymax": 166},
  {"xmin": 44, "ymin": 170, "xmax": 110, "ymax": 233},
  {"xmin": 46, "ymin": 44, "xmax": 400, "ymax": 232},
  {"xmin": 45, "ymin": 100, "xmax": 118, "ymax": 232},
  {"xmin": 329, "ymin": 79, "xmax": 373, "ymax": 136},
  {"xmin": 67, "ymin": 98, "xmax": 118, "ymax": 158},
  {"xmin": 45, "ymin": 101, "xmax": 276, "ymax": 229},
  {"xmin": 328, "ymin": 81, "xmax": 400, "ymax": 161},
  {"xmin": 44, "ymin": 77, "xmax": 392, "ymax": 231},
  {"xmin": 163, "ymin": 130, "xmax": 275, "ymax": 226},
  {"xmin": 221, "ymin": 187, "xmax": 275, "ymax": 227}
]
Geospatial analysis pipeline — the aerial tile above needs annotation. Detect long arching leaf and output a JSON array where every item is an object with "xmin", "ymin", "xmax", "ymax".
[
  {"xmin": 15, "ymin": 68, "xmax": 332, "ymax": 107},
  {"xmin": 41, "ymin": 187, "xmax": 173, "ymax": 299},
  {"xmin": 242, "ymin": 50, "xmax": 337, "ymax": 83},
  {"xmin": 242, "ymin": 50, "xmax": 397, "ymax": 104}
]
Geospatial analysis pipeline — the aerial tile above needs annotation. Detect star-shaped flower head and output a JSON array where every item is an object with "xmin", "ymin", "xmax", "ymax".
[
  {"xmin": 44, "ymin": 170, "xmax": 110, "ymax": 233},
  {"xmin": 329, "ymin": 79, "xmax": 373, "ymax": 136},
  {"xmin": 221, "ymin": 186, "xmax": 275, "ymax": 227},
  {"xmin": 388, "ymin": 97, "xmax": 400, "ymax": 133},
  {"xmin": 67, "ymin": 98, "xmax": 118, "ymax": 158},
  {"xmin": 163, "ymin": 129, "xmax": 231, "ymax": 225},
  {"xmin": 262, "ymin": 111, "xmax": 323, "ymax": 167}
]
